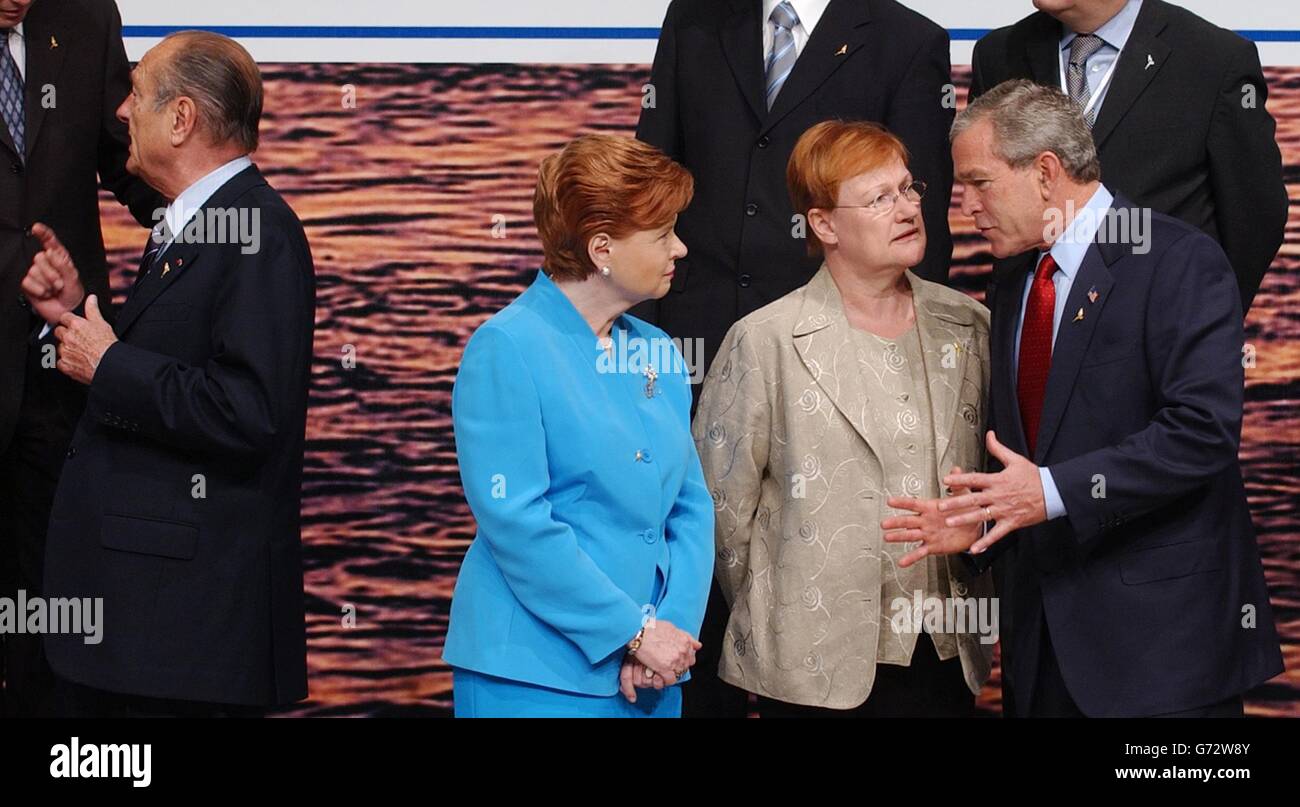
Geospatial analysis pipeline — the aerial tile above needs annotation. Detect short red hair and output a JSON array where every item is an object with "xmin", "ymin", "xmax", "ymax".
[
  {"xmin": 534, "ymin": 135, "xmax": 694, "ymax": 282},
  {"xmin": 787, "ymin": 120, "xmax": 910, "ymax": 256}
]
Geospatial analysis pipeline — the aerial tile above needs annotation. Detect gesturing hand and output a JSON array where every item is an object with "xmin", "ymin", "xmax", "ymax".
[
  {"xmin": 880, "ymin": 466, "xmax": 986, "ymax": 566},
  {"xmin": 21, "ymin": 223, "xmax": 85, "ymax": 326},
  {"xmin": 938, "ymin": 431, "xmax": 1048, "ymax": 554},
  {"xmin": 53, "ymin": 295, "xmax": 117, "ymax": 385}
]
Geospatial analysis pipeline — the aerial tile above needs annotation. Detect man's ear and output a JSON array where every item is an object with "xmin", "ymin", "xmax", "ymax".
[
  {"xmin": 808, "ymin": 208, "xmax": 837, "ymax": 248},
  {"xmin": 170, "ymin": 96, "xmax": 198, "ymax": 146},
  {"xmin": 1036, "ymin": 150, "xmax": 1063, "ymax": 199}
]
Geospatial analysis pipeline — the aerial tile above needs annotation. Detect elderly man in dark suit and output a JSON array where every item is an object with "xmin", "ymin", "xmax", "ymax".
[
  {"xmin": 970, "ymin": 0, "xmax": 1287, "ymax": 311},
  {"xmin": 0, "ymin": 0, "xmax": 162, "ymax": 716},
  {"xmin": 22, "ymin": 30, "xmax": 315, "ymax": 716},
  {"xmin": 884, "ymin": 80, "xmax": 1283, "ymax": 717},
  {"xmin": 637, "ymin": 0, "xmax": 957, "ymax": 718}
]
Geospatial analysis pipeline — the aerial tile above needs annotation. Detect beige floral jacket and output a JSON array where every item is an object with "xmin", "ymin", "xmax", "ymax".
[{"xmin": 693, "ymin": 266, "xmax": 996, "ymax": 708}]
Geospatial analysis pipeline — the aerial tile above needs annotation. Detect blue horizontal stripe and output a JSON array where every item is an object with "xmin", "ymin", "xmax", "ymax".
[{"xmin": 118, "ymin": 25, "xmax": 1300, "ymax": 43}]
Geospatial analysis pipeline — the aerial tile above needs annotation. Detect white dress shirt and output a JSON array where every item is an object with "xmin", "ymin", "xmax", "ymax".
[
  {"xmin": 1057, "ymin": 0, "xmax": 1144, "ymax": 119},
  {"xmin": 154, "ymin": 154, "xmax": 255, "ymax": 258},
  {"xmin": 762, "ymin": 0, "xmax": 831, "ymax": 61},
  {"xmin": 4, "ymin": 23, "xmax": 25, "ymax": 80},
  {"xmin": 1012, "ymin": 183, "xmax": 1115, "ymax": 521}
]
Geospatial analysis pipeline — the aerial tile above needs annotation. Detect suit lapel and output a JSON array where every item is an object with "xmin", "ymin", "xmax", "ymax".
[
  {"xmin": 115, "ymin": 165, "xmax": 265, "ymax": 336},
  {"xmin": 911, "ymin": 272, "xmax": 975, "ymax": 468},
  {"xmin": 719, "ymin": 0, "xmax": 767, "ymax": 125},
  {"xmin": 990, "ymin": 254, "xmax": 1034, "ymax": 457},
  {"xmin": 1033, "ymin": 242, "xmax": 1118, "ymax": 462},
  {"xmin": 791, "ymin": 266, "xmax": 885, "ymax": 464},
  {"xmin": 19, "ymin": 2, "xmax": 68, "ymax": 163},
  {"xmin": 761, "ymin": 0, "xmax": 872, "ymax": 135},
  {"xmin": 1089, "ymin": 1, "xmax": 1171, "ymax": 149}
]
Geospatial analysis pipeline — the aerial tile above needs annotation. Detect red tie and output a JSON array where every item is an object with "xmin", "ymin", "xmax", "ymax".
[{"xmin": 1017, "ymin": 253, "xmax": 1057, "ymax": 457}]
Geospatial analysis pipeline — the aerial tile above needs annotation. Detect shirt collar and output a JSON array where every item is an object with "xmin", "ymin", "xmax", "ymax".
[
  {"xmin": 1044, "ymin": 184, "xmax": 1114, "ymax": 281},
  {"xmin": 160, "ymin": 155, "xmax": 253, "ymax": 239},
  {"xmin": 763, "ymin": 0, "xmax": 832, "ymax": 32},
  {"xmin": 1060, "ymin": 0, "xmax": 1143, "ymax": 51}
]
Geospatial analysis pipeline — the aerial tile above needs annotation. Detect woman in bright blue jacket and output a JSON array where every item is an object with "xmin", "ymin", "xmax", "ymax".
[{"xmin": 443, "ymin": 135, "xmax": 714, "ymax": 717}]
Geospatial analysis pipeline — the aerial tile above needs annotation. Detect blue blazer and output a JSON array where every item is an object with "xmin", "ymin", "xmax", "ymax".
[
  {"xmin": 443, "ymin": 270, "xmax": 715, "ymax": 696},
  {"xmin": 982, "ymin": 194, "xmax": 1283, "ymax": 717}
]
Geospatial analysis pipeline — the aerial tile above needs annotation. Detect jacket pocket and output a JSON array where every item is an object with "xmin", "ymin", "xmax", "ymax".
[
  {"xmin": 101, "ymin": 514, "xmax": 198, "ymax": 560},
  {"xmin": 1119, "ymin": 540, "xmax": 1223, "ymax": 585}
]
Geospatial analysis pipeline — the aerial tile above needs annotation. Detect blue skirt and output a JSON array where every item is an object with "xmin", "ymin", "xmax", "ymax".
[{"xmin": 453, "ymin": 667, "xmax": 681, "ymax": 718}]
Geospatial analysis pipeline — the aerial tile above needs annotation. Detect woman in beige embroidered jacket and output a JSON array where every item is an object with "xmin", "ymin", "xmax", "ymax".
[{"xmin": 694, "ymin": 120, "xmax": 996, "ymax": 716}]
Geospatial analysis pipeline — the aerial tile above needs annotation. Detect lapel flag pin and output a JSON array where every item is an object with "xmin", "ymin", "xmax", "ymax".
[
  {"xmin": 50, "ymin": 35, "xmax": 58, "ymax": 50},
  {"xmin": 1087, "ymin": 286, "xmax": 1099, "ymax": 303},
  {"xmin": 1073, "ymin": 306, "xmax": 1085, "ymax": 322},
  {"xmin": 161, "ymin": 262, "xmax": 171, "ymax": 278},
  {"xmin": 176, "ymin": 257, "xmax": 183, "ymax": 267},
  {"xmin": 835, "ymin": 44, "xmax": 847, "ymax": 56},
  {"xmin": 1145, "ymin": 54, "xmax": 1155, "ymax": 70}
]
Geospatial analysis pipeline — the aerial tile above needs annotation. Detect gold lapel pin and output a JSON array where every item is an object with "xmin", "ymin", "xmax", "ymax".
[
  {"xmin": 50, "ymin": 35, "xmax": 58, "ymax": 50},
  {"xmin": 1072, "ymin": 307, "xmax": 1085, "ymax": 322},
  {"xmin": 835, "ymin": 44, "xmax": 848, "ymax": 56},
  {"xmin": 161, "ymin": 262, "xmax": 171, "ymax": 278}
]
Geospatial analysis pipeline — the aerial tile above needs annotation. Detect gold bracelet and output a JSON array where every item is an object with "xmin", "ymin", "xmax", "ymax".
[{"xmin": 627, "ymin": 626, "xmax": 646, "ymax": 656}]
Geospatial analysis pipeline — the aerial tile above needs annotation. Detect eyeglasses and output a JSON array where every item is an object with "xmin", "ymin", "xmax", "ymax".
[{"xmin": 833, "ymin": 180, "xmax": 927, "ymax": 215}]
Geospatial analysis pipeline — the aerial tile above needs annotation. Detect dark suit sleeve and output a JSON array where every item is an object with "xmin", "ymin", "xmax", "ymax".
[
  {"xmin": 96, "ymin": 1, "xmax": 164, "ymax": 229},
  {"xmin": 886, "ymin": 26, "xmax": 954, "ymax": 284},
  {"xmin": 1206, "ymin": 38, "xmax": 1288, "ymax": 311},
  {"xmin": 1048, "ymin": 232, "xmax": 1245, "ymax": 552},
  {"xmin": 636, "ymin": 0, "xmax": 683, "ymax": 161},
  {"xmin": 631, "ymin": 1, "xmax": 685, "ymax": 326},
  {"xmin": 85, "ymin": 218, "xmax": 313, "ymax": 459},
  {"xmin": 968, "ymin": 36, "xmax": 989, "ymax": 100}
]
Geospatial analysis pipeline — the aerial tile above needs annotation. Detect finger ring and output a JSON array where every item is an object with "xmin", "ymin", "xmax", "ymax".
[
  {"xmin": 984, "ymin": 507, "xmax": 993, "ymax": 522},
  {"xmin": 643, "ymin": 667, "xmax": 654, "ymax": 680}
]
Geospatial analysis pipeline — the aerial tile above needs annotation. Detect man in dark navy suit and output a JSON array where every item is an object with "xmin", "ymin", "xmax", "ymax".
[
  {"xmin": 884, "ymin": 80, "xmax": 1282, "ymax": 717},
  {"xmin": 21, "ymin": 31, "xmax": 314, "ymax": 716}
]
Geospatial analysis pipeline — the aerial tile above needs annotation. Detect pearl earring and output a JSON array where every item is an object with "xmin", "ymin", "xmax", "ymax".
[{"xmin": 600, "ymin": 266, "xmax": 612, "ymax": 277}]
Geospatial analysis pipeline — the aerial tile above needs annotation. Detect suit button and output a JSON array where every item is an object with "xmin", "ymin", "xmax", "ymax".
[
  {"xmin": 757, "ymin": 135, "xmax": 770, "ymax": 149},
  {"xmin": 744, "ymin": 203, "xmax": 758, "ymax": 217},
  {"xmin": 642, "ymin": 529, "xmax": 658, "ymax": 544},
  {"xmin": 954, "ymin": 581, "xmax": 969, "ymax": 596},
  {"xmin": 641, "ymin": 450, "xmax": 653, "ymax": 463},
  {"xmin": 65, "ymin": 446, "xmax": 76, "ymax": 459},
  {"xmin": 9, "ymin": 163, "xmax": 20, "ymax": 174},
  {"xmin": 23, "ymin": 226, "xmax": 32, "ymax": 237},
  {"xmin": 738, "ymin": 274, "xmax": 752, "ymax": 288}
]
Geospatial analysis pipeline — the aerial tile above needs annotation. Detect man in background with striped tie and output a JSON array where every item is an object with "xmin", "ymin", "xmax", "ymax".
[
  {"xmin": 636, "ymin": 0, "xmax": 956, "ymax": 718},
  {"xmin": 0, "ymin": 0, "xmax": 161, "ymax": 717},
  {"xmin": 970, "ymin": 0, "xmax": 1287, "ymax": 312}
]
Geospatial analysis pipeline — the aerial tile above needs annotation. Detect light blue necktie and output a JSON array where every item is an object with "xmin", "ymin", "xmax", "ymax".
[
  {"xmin": 0, "ymin": 29, "xmax": 24, "ymax": 159},
  {"xmin": 765, "ymin": 2, "xmax": 800, "ymax": 111}
]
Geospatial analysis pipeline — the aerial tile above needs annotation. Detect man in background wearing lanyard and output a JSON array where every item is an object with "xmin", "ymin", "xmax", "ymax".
[{"xmin": 969, "ymin": 0, "xmax": 1287, "ymax": 313}]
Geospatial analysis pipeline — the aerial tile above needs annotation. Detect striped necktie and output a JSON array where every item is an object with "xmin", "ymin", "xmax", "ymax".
[
  {"xmin": 765, "ymin": 2, "xmax": 800, "ymax": 111},
  {"xmin": 1066, "ymin": 34, "xmax": 1106, "ymax": 127},
  {"xmin": 0, "ymin": 28, "xmax": 25, "ymax": 159}
]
